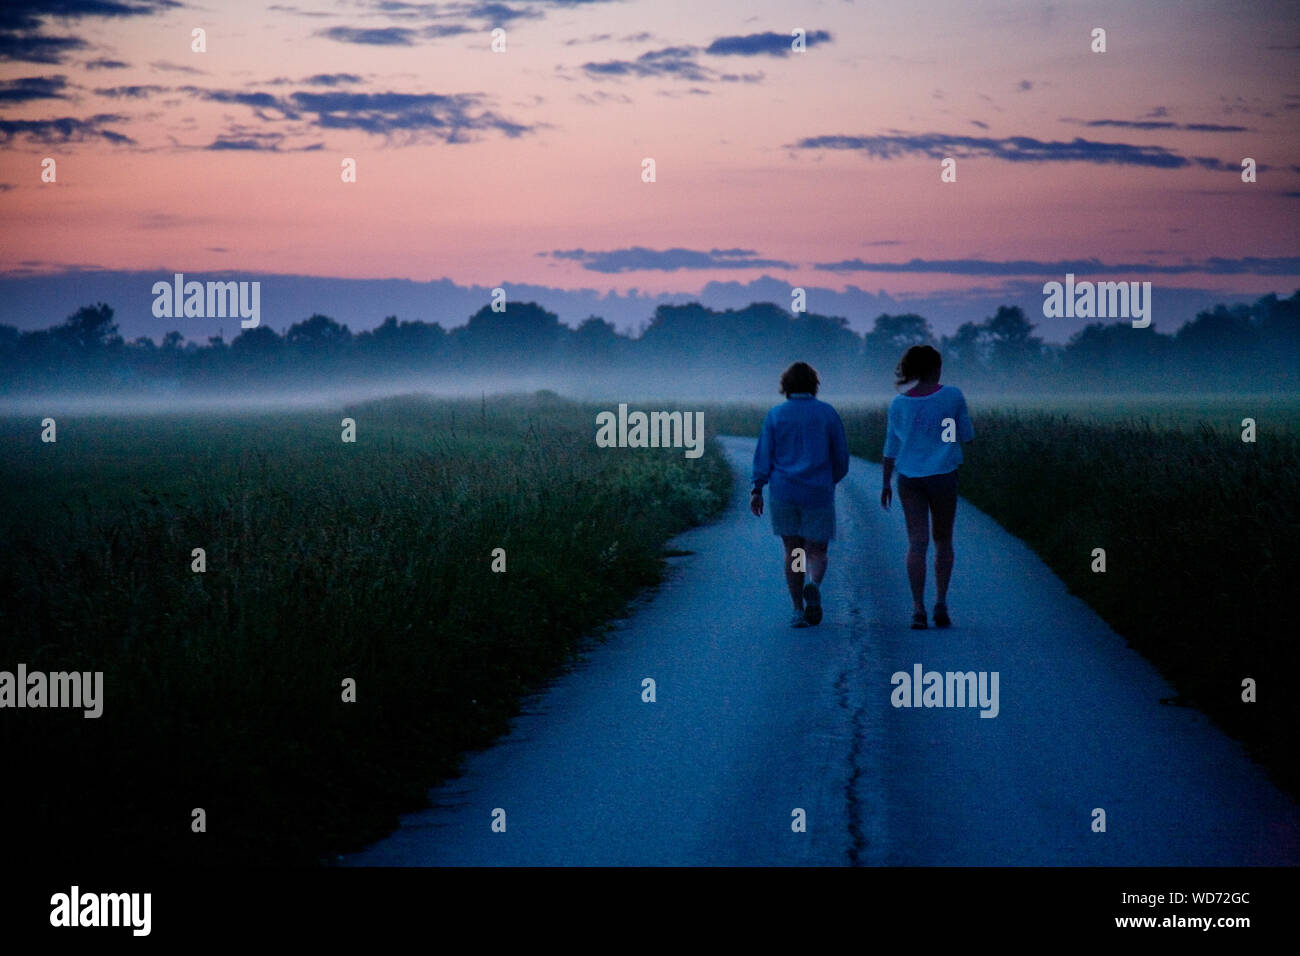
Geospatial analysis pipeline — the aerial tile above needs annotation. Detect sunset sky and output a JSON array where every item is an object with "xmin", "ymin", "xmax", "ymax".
[{"xmin": 1, "ymin": 0, "xmax": 1297, "ymax": 320}]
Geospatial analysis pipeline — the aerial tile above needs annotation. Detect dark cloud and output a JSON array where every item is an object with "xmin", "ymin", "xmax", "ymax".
[
  {"xmin": 0, "ymin": 0, "xmax": 179, "ymax": 64},
  {"xmin": 1190, "ymin": 155, "xmax": 1254, "ymax": 172},
  {"xmin": 369, "ymin": 0, "xmax": 459, "ymax": 14},
  {"xmin": 1183, "ymin": 122, "xmax": 1252, "ymax": 132},
  {"xmin": 0, "ymin": 113, "xmax": 134, "ymax": 145},
  {"xmin": 791, "ymin": 131, "xmax": 1250, "ymax": 169},
  {"xmin": 208, "ymin": 138, "xmax": 265, "ymax": 150},
  {"xmin": 0, "ymin": 183, "xmax": 16, "ymax": 192},
  {"xmin": 181, "ymin": 86, "xmax": 300, "ymax": 119},
  {"xmin": 318, "ymin": 26, "xmax": 419, "ymax": 45},
  {"xmin": 303, "ymin": 73, "xmax": 364, "ymax": 86},
  {"xmin": 0, "ymin": 33, "xmax": 86, "ymax": 64},
  {"xmin": 970, "ymin": 119, "xmax": 989, "ymax": 130},
  {"xmin": 1016, "ymin": 80, "xmax": 1033, "ymax": 92},
  {"xmin": 267, "ymin": 3, "xmax": 336, "ymax": 16},
  {"xmin": 320, "ymin": 0, "xmax": 550, "ymax": 45},
  {"xmin": 288, "ymin": 89, "xmax": 534, "ymax": 141},
  {"xmin": 1188, "ymin": 156, "xmax": 1283, "ymax": 173},
  {"xmin": 423, "ymin": 23, "xmax": 475, "ymax": 37},
  {"xmin": 704, "ymin": 30, "xmax": 831, "ymax": 56},
  {"xmin": 396, "ymin": 0, "xmax": 620, "ymax": 14},
  {"xmin": 166, "ymin": 83, "xmax": 534, "ymax": 145},
  {"xmin": 262, "ymin": 73, "xmax": 366, "ymax": 87},
  {"xmin": 361, "ymin": 1, "xmax": 543, "ymax": 26},
  {"xmin": 574, "ymin": 89, "xmax": 633, "ymax": 105},
  {"xmin": 94, "ymin": 84, "xmax": 169, "ymax": 98},
  {"xmin": 0, "ymin": 0, "xmax": 179, "ymax": 24},
  {"xmin": 585, "ymin": 46, "xmax": 711, "ymax": 81},
  {"xmin": 1064, "ymin": 117, "xmax": 1250, "ymax": 132},
  {"xmin": 460, "ymin": 2, "xmax": 540, "ymax": 24},
  {"xmin": 548, "ymin": 247, "xmax": 795, "ymax": 273},
  {"xmin": 0, "ymin": 75, "xmax": 69, "ymax": 104},
  {"xmin": 813, "ymin": 255, "xmax": 1300, "ymax": 276},
  {"xmin": 656, "ymin": 87, "xmax": 711, "ymax": 98},
  {"xmin": 205, "ymin": 133, "xmax": 324, "ymax": 152},
  {"xmin": 85, "ymin": 57, "xmax": 130, "ymax": 69},
  {"xmin": 150, "ymin": 60, "xmax": 206, "ymax": 75},
  {"xmin": 584, "ymin": 45, "xmax": 762, "ymax": 83}
]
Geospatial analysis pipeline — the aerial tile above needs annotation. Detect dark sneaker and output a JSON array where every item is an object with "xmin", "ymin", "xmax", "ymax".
[
  {"xmin": 790, "ymin": 611, "xmax": 811, "ymax": 629},
  {"xmin": 802, "ymin": 582, "xmax": 823, "ymax": 625},
  {"xmin": 911, "ymin": 610, "xmax": 928, "ymax": 630},
  {"xmin": 933, "ymin": 604, "xmax": 951, "ymax": 628}
]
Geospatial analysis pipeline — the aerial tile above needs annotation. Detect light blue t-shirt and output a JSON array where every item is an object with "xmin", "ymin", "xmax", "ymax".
[
  {"xmin": 882, "ymin": 385, "xmax": 974, "ymax": 477},
  {"xmin": 752, "ymin": 393, "xmax": 849, "ymax": 507}
]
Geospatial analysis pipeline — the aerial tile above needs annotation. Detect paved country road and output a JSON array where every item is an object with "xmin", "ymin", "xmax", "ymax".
[{"xmin": 344, "ymin": 436, "xmax": 1300, "ymax": 866}]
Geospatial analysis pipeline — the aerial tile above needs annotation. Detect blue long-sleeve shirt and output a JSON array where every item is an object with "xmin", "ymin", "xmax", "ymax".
[{"xmin": 751, "ymin": 393, "xmax": 849, "ymax": 507}]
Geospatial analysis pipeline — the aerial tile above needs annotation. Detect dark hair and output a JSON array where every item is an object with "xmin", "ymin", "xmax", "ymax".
[
  {"xmin": 780, "ymin": 361, "xmax": 820, "ymax": 396},
  {"xmin": 895, "ymin": 345, "xmax": 942, "ymax": 386}
]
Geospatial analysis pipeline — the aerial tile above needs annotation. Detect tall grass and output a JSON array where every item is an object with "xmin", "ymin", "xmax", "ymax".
[
  {"xmin": 708, "ymin": 400, "xmax": 1300, "ymax": 798},
  {"xmin": 0, "ymin": 394, "xmax": 731, "ymax": 865}
]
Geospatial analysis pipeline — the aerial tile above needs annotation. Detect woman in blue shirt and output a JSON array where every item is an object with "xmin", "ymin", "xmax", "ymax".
[
  {"xmin": 880, "ymin": 346, "xmax": 974, "ymax": 629},
  {"xmin": 751, "ymin": 362, "xmax": 850, "ymax": 628}
]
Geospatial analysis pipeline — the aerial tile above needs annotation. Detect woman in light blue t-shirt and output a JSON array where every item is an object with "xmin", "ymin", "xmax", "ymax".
[{"xmin": 880, "ymin": 345, "xmax": 974, "ymax": 630}]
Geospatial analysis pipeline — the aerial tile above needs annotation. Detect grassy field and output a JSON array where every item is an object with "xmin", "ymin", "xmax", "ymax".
[
  {"xmin": 0, "ymin": 393, "xmax": 731, "ymax": 865},
  {"xmin": 707, "ymin": 395, "xmax": 1300, "ymax": 800}
]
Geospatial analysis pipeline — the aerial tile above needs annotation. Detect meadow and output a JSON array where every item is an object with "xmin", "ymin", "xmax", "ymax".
[
  {"xmin": 0, "ymin": 394, "xmax": 731, "ymax": 865},
  {"xmin": 3, "ymin": 389, "xmax": 1295, "ymax": 866},
  {"xmin": 707, "ymin": 394, "xmax": 1300, "ymax": 799}
]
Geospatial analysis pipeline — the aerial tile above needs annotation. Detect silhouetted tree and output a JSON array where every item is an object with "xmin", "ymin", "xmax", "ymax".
[
  {"xmin": 53, "ymin": 303, "xmax": 120, "ymax": 353},
  {"xmin": 358, "ymin": 316, "xmax": 447, "ymax": 366},
  {"xmin": 4, "ymin": 292, "xmax": 1298, "ymax": 394},
  {"xmin": 232, "ymin": 325, "xmax": 283, "ymax": 357},
  {"xmin": 983, "ymin": 305, "xmax": 1043, "ymax": 373},
  {"xmin": 455, "ymin": 301, "xmax": 564, "ymax": 368},
  {"xmin": 286, "ymin": 314, "xmax": 352, "ymax": 352},
  {"xmin": 566, "ymin": 316, "xmax": 628, "ymax": 366},
  {"xmin": 864, "ymin": 313, "xmax": 934, "ymax": 358},
  {"xmin": 941, "ymin": 320, "xmax": 986, "ymax": 375}
]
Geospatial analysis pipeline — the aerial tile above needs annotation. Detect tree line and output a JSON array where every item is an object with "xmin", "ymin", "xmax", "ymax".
[{"xmin": 1, "ymin": 291, "xmax": 1296, "ymax": 395}]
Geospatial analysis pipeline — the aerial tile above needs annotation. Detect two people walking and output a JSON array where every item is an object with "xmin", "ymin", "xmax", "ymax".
[{"xmin": 751, "ymin": 347, "xmax": 974, "ymax": 629}]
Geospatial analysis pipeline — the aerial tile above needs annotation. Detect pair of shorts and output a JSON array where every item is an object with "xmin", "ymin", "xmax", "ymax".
[
  {"xmin": 769, "ymin": 495, "xmax": 836, "ymax": 542},
  {"xmin": 896, "ymin": 469, "xmax": 958, "ymax": 503},
  {"xmin": 897, "ymin": 470, "xmax": 958, "ymax": 541}
]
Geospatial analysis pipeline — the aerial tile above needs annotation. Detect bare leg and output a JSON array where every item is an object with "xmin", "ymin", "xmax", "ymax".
[
  {"xmin": 805, "ymin": 540, "xmax": 828, "ymax": 586},
  {"xmin": 898, "ymin": 480, "xmax": 930, "ymax": 614},
  {"xmin": 782, "ymin": 535, "xmax": 806, "ymax": 610},
  {"xmin": 933, "ymin": 541, "xmax": 954, "ymax": 605},
  {"xmin": 930, "ymin": 480, "xmax": 958, "ymax": 606}
]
